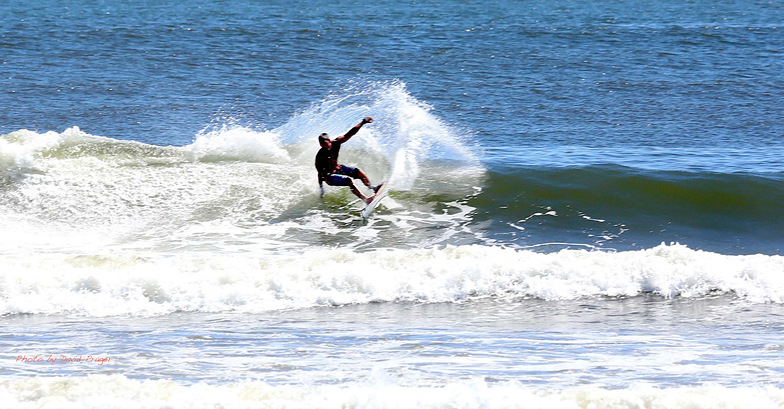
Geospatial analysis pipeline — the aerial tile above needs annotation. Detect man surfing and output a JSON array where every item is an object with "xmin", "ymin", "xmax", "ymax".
[{"xmin": 315, "ymin": 117, "xmax": 382, "ymax": 204}]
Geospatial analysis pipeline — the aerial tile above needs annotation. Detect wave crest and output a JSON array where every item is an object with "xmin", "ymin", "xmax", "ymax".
[{"xmin": 2, "ymin": 244, "xmax": 782, "ymax": 317}]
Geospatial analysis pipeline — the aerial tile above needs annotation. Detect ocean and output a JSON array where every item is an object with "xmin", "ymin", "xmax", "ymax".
[{"xmin": 2, "ymin": 0, "xmax": 784, "ymax": 407}]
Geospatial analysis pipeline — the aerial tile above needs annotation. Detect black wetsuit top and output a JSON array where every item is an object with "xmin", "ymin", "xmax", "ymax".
[{"xmin": 315, "ymin": 142, "xmax": 342, "ymax": 182}]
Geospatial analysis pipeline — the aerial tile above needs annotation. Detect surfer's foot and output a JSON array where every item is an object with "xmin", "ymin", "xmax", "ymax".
[
  {"xmin": 365, "ymin": 195, "xmax": 376, "ymax": 205},
  {"xmin": 372, "ymin": 184, "xmax": 383, "ymax": 193}
]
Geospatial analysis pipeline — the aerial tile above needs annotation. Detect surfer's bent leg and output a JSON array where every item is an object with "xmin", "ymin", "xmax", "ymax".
[{"xmin": 354, "ymin": 169, "xmax": 373, "ymax": 190}]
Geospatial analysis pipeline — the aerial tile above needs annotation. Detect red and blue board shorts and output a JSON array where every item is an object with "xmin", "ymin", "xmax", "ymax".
[{"xmin": 325, "ymin": 165, "xmax": 360, "ymax": 186}]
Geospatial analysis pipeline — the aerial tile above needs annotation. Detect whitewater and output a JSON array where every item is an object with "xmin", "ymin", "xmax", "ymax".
[
  {"xmin": 1, "ymin": 244, "xmax": 784, "ymax": 316},
  {"xmin": 3, "ymin": 86, "xmax": 783, "ymax": 318},
  {"xmin": 3, "ymin": 0, "xmax": 784, "ymax": 407},
  {"xmin": 3, "ymin": 88, "xmax": 784, "ymax": 408}
]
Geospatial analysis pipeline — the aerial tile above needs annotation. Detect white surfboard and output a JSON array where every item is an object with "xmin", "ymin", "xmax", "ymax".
[{"xmin": 360, "ymin": 181, "xmax": 389, "ymax": 220}]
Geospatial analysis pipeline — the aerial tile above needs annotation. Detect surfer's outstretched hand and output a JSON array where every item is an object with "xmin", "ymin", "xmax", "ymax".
[{"xmin": 362, "ymin": 117, "xmax": 373, "ymax": 124}]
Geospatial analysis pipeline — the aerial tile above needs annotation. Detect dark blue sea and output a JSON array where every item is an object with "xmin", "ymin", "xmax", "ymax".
[{"xmin": 2, "ymin": 1, "xmax": 784, "ymax": 407}]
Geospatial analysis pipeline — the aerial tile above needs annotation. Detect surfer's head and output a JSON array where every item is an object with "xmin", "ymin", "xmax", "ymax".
[{"xmin": 318, "ymin": 133, "xmax": 331, "ymax": 148}]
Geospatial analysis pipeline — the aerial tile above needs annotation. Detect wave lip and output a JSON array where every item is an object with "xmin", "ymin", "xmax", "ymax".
[
  {"xmin": 187, "ymin": 126, "xmax": 291, "ymax": 164},
  {"xmin": 2, "ymin": 244, "xmax": 782, "ymax": 317},
  {"xmin": 0, "ymin": 127, "xmax": 89, "ymax": 171},
  {"xmin": 478, "ymin": 164, "xmax": 784, "ymax": 254}
]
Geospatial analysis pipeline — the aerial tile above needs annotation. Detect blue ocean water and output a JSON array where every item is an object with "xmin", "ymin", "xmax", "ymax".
[{"xmin": 2, "ymin": 0, "xmax": 784, "ymax": 407}]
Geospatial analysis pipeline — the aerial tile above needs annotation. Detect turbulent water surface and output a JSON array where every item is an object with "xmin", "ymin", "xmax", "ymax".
[{"xmin": 2, "ymin": 0, "xmax": 784, "ymax": 408}]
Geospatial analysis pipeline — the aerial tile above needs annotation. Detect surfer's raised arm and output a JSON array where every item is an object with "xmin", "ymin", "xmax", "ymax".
[{"xmin": 334, "ymin": 117, "xmax": 373, "ymax": 144}]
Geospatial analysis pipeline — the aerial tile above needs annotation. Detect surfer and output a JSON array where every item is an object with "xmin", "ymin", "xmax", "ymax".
[{"xmin": 315, "ymin": 117, "xmax": 381, "ymax": 204}]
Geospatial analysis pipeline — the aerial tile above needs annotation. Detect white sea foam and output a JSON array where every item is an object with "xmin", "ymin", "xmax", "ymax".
[
  {"xmin": 0, "ymin": 84, "xmax": 484, "ymax": 256},
  {"xmin": 1, "ymin": 244, "xmax": 782, "ymax": 317},
  {"xmin": 271, "ymin": 80, "xmax": 482, "ymax": 190},
  {"xmin": 2, "ymin": 88, "xmax": 780, "ymax": 317},
  {"xmin": 187, "ymin": 126, "xmax": 291, "ymax": 164},
  {"xmin": 0, "ymin": 127, "xmax": 93, "ymax": 171},
  {"xmin": 1, "ymin": 375, "xmax": 782, "ymax": 409}
]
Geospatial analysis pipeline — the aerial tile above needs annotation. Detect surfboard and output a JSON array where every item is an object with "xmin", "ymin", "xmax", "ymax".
[{"xmin": 360, "ymin": 181, "xmax": 389, "ymax": 220}]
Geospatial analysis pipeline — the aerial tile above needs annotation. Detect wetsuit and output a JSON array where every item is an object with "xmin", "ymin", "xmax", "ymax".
[{"xmin": 315, "ymin": 141, "xmax": 359, "ymax": 186}]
